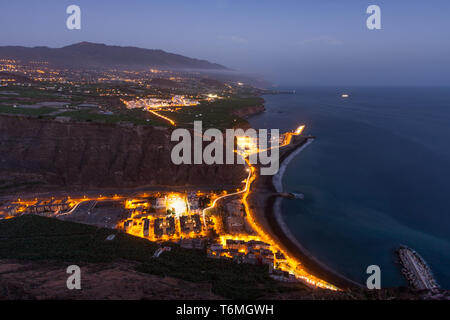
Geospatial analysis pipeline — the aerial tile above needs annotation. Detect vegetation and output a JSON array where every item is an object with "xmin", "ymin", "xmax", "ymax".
[
  {"xmin": 0, "ymin": 215, "xmax": 291, "ymax": 299},
  {"xmin": 0, "ymin": 86, "xmax": 61, "ymax": 100},
  {"xmin": 0, "ymin": 105, "xmax": 57, "ymax": 116},
  {"xmin": 1, "ymin": 85, "xmax": 264, "ymax": 129},
  {"xmin": 158, "ymin": 97, "xmax": 263, "ymax": 129},
  {"xmin": 52, "ymin": 109, "xmax": 169, "ymax": 126},
  {"xmin": 136, "ymin": 245, "xmax": 289, "ymax": 299},
  {"xmin": 0, "ymin": 215, "xmax": 158, "ymax": 262},
  {"xmin": 0, "ymin": 180, "xmax": 42, "ymax": 191}
]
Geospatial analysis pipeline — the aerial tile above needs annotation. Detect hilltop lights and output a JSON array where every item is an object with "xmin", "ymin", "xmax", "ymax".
[
  {"xmin": 121, "ymin": 95, "xmax": 200, "ymax": 126},
  {"xmin": 205, "ymin": 93, "xmax": 221, "ymax": 101}
]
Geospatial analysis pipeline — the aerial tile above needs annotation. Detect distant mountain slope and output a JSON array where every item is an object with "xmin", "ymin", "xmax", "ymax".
[{"xmin": 0, "ymin": 42, "xmax": 227, "ymax": 70}]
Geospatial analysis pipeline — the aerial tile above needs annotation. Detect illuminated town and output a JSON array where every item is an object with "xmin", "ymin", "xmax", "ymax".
[
  {"xmin": 1, "ymin": 0, "xmax": 449, "ymax": 305},
  {"xmin": 0, "ymin": 58, "xmax": 257, "ymax": 130},
  {"xmin": 0, "ymin": 47, "xmax": 346, "ymax": 296},
  {"xmin": 0, "ymin": 119, "xmax": 337, "ymax": 291},
  {"xmin": 0, "ymin": 50, "xmax": 346, "ymax": 295}
]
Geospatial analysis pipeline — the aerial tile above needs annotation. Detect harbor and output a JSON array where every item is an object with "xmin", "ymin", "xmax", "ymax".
[{"xmin": 397, "ymin": 245, "xmax": 439, "ymax": 291}]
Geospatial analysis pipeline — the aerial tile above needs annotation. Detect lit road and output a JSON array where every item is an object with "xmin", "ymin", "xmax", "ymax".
[
  {"xmin": 201, "ymin": 125, "xmax": 338, "ymax": 290},
  {"xmin": 58, "ymin": 199, "xmax": 97, "ymax": 216},
  {"xmin": 202, "ymin": 166, "xmax": 252, "ymax": 229},
  {"xmin": 146, "ymin": 109, "xmax": 176, "ymax": 126}
]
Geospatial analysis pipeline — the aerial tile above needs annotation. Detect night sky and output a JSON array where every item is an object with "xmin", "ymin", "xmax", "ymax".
[{"xmin": 1, "ymin": 0, "xmax": 449, "ymax": 86}]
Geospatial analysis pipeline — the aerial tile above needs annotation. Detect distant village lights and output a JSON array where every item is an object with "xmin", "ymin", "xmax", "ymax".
[{"xmin": 123, "ymin": 95, "xmax": 199, "ymax": 110}]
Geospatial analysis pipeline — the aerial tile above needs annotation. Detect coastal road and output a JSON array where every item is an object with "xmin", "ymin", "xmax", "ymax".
[
  {"xmin": 247, "ymin": 136, "xmax": 362, "ymax": 290},
  {"xmin": 202, "ymin": 166, "xmax": 252, "ymax": 228}
]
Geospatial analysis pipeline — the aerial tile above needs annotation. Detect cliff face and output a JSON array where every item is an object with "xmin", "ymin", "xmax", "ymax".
[
  {"xmin": 232, "ymin": 105, "xmax": 265, "ymax": 119},
  {"xmin": 0, "ymin": 116, "xmax": 246, "ymax": 193}
]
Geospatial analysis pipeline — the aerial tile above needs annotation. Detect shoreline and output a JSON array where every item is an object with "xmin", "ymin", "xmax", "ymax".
[
  {"xmin": 272, "ymin": 138, "xmax": 315, "ymax": 193},
  {"xmin": 248, "ymin": 135, "xmax": 362, "ymax": 289}
]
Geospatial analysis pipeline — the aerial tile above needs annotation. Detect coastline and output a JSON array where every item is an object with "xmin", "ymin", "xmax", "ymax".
[
  {"xmin": 248, "ymin": 135, "xmax": 362, "ymax": 289},
  {"xmin": 272, "ymin": 138, "xmax": 315, "ymax": 193}
]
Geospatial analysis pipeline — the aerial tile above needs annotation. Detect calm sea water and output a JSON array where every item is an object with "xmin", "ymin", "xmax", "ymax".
[{"xmin": 250, "ymin": 87, "xmax": 450, "ymax": 288}]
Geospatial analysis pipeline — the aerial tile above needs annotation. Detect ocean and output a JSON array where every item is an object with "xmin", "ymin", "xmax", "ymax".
[{"xmin": 249, "ymin": 87, "xmax": 450, "ymax": 288}]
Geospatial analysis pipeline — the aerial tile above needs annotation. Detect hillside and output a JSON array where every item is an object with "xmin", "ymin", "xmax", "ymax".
[
  {"xmin": 0, "ymin": 215, "xmax": 307, "ymax": 299},
  {"xmin": 0, "ymin": 215, "xmax": 445, "ymax": 300},
  {"xmin": 0, "ymin": 115, "xmax": 246, "ymax": 193},
  {"xmin": 0, "ymin": 42, "xmax": 227, "ymax": 70}
]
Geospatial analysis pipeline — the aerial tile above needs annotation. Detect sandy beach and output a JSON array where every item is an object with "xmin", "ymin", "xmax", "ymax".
[{"xmin": 248, "ymin": 135, "xmax": 362, "ymax": 289}]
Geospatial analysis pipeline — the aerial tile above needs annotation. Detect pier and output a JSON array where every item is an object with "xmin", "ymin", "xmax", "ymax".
[{"xmin": 397, "ymin": 245, "xmax": 439, "ymax": 291}]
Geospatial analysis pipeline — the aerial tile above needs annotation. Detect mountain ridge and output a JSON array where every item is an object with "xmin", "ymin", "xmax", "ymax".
[{"xmin": 0, "ymin": 42, "xmax": 228, "ymax": 70}]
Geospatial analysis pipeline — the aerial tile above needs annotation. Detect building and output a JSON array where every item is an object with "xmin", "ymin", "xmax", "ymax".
[
  {"xmin": 270, "ymin": 269, "xmax": 298, "ymax": 282},
  {"xmin": 151, "ymin": 197, "xmax": 166, "ymax": 214},
  {"xmin": 247, "ymin": 240, "xmax": 271, "ymax": 251},
  {"xmin": 243, "ymin": 253, "xmax": 258, "ymax": 265},
  {"xmin": 151, "ymin": 197, "xmax": 166, "ymax": 209},
  {"xmin": 180, "ymin": 238, "xmax": 204, "ymax": 249},
  {"xmin": 209, "ymin": 238, "xmax": 278, "ymax": 267},
  {"xmin": 275, "ymin": 251, "xmax": 286, "ymax": 262},
  {"xmin": 123, "ymin": 220, "xmax": 133, "ymax": 232},
  {"xmin": 166, "ymin": 217, "xmax": 176, "ymax": 236},
  {"xmin": 226, "ymin": 239, "xmax": 246, "ymax": 251},
  {"xmin": 226, "ymin": 216, "xmax": 244, "ymax": 233},
  {"xmin": 154, "ymin": 218, "xmax": 163, "ymax": 237},
  {"xmin": 153, "ymin": 217, "xmax": 176, "ymax": 238},
  {"xmin": 180, "ymin": 214, "xmax": 202, "ymax": 234},
  {"xmin": 143, "ymin": 218, "xmax": 150, "ymax": 237},
  {"xmin": 259, "ymin": 248, "xmax": 275, "ymax": 265},
  {"xmin": 187, "ymin": 192, "xmax": 199, "ymax": 211}
]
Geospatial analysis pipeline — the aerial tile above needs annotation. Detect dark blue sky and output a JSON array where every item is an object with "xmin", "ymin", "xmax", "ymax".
[{"xmin": 1, "ymin": 0, "xmax": 449, "ymax": 86}]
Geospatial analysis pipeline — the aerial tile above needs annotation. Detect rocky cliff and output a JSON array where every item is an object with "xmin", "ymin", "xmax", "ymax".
[
  {"xmin": 0, "ymin": 115, "xmax": 246, "ymax": 194},
  {"xmin": 232, "ymin": 105, "xmax": 265, "ymax": 119}
]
